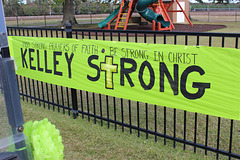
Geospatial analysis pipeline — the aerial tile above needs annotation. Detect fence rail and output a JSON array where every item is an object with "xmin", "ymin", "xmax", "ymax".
[
  {"xmin": 190, "ymin": 10, "xmax": 240, "ymax": 22},
  {"xmin": 6, "ymin": 25, "xmax": 240, "ymax": 159},
  {"xmin": 5, "ymin": 13, "xmax": 110, "ymax": 27}
]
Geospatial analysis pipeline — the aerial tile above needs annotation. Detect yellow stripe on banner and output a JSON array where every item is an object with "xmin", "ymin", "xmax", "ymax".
[{"xmin": 8, "ymin": 36, "xmax": 240, "ymax": 120}]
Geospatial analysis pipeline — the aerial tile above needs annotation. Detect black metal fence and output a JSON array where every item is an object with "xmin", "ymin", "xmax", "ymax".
[{"xmin": 6, "ymin": 25, "xmax": 240, "ymax": 159}]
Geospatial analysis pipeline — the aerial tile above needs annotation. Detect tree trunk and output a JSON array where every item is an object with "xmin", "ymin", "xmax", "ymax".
[{"xmin": 61, "ymin": 0, "xmax": 78, "ymax": 26}]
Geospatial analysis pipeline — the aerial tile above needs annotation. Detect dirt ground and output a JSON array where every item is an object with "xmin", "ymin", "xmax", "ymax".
[{"xmin": 126, "ymin": 23, "xmax": 227, "ymax": 32}]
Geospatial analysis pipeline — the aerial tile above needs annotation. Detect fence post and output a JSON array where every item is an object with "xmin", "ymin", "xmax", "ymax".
[
  {"xmin": 90, "ymin": 12, "xmax": 92, "ymax": 24},
  {"xmin": 44, "ymin": 14, "xmax": 46, "ymax": 27},
  {"xmin": 235, "ymin": 11, "xmax": 238, "ymax": 23},
  {"xmin": 16, "ymin": 15, "xmax": 19, "ymax": 27},
  {"xmin": 65, "ymin": 23, "xmax": 79, "ymax": 119},
  {"xmin": 207, "ymin": 6, "xmax": 210, "ymax": 22}
]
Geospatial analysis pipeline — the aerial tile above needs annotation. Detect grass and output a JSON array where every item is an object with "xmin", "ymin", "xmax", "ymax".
[
  {"xmin": 6, "ymin": 19, "xmax": 105, "ymax": 27},
  {"xmin": 0, "ymin": 95, "xmax": 12, "ymax": 139},
  {"xmin": 17, "ymin": 82, "xmax": 240, "ymax": 160},
  {"xmin": 191, "ymin": 21, "xmax": 240, "ymax": 33},
  {"xmin": 22, "ymin": 101, "xmax": 217, "ymax": 160}
]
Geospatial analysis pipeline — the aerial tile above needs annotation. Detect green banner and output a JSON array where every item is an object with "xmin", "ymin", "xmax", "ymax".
[{"xmin": 8, "ymin": 36, "xmax": 240, "ymax": 120}]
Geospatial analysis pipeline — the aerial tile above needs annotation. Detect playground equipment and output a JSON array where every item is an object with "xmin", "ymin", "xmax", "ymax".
[
  {"xmin": 0, "ymin": 1, "xmax": 32, "ymax": 159},
  {"xmin": 98, "ymin": 0, "xmax": 193, "ymax": 31}
]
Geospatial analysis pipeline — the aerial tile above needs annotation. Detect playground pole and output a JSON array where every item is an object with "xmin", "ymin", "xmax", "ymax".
[
  {"xmin": 0, "ymin": 0, "xmax": 10, "ymax": 58},
  {"xmin": 1, "ymin": 2, "xmax": 31, "ymax": 159}
]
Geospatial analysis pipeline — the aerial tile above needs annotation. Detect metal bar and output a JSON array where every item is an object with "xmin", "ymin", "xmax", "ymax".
[
  {"xmin": 82, "ymin": 31, "xmax": 84, "ymax": 39},
  {"xmin": 216, "ymin": 117, "xmax": 221, "ymax": 159},
  {"xmin": 205, "ymin": 115, "xmax": 209, "ymax": 155},
  {"xmin": 121, "ymin": 98, "xmax": 124, "ymax": 132},
  {"xmin": 32, "ymin": 79, "xmax": 36, "ymax": 105},
  {"xmin": 113, "ymin": 97, "xmax": 117, "ymax": 130},
  {"xmin": 194, "ymin": 113, "xmax": 198, "ymax": 153},
  {"xmin": 86, "ymin": 91, "xmax": 90, "ymax": 121},
  {"xmin": 27, "ymin": 78, "xmax": 31, "ymax": 104},
  {"xmin": 174, "ymin": 35, "xmax": 177, "ymax": 45},
  {"xmin": 51, "ymin": 84, "xmax": 54, "ymax": 111},
  {"xmin": 164, "ymin": 107, "xmax": 166, "ymax": 145},
  {"xmin": 80, "ymin": 90, "xmax": 84, "ymax": 119},
  {"xmin": 93, "ymin": 93, "xmax": 96, "ymax": 124},
  {"xmin": 37, "ymin": 80, "xmax": 40, "ymax": 106},
  {"xmin": 99, "ymin": 94, "xmax": 103, "ymax": 126},
  {"xmin": 235, "ymin": 37, "xmax": 238, "ymax": 49},
  {"xmin": 56, "ymin": 85, "xmax": 60, "ymax": 112},
  {"xmin": 65, "ymin": 23, "xmax": 79, "ymax": 119},
  {"xmin": 197, "ymin": 36, "xmax": 199, "ymax": 46},
  {"xmin": 106, "ymin": 95, "xmax": 110, "ymax": 128},
  {"xmin": 46, "ymin": 83, "xmax": 50, "ymax": 109},
  {"xmin": 154, "ymin": 33, "xmax": 156, "ymax": 44},
  {"xmin": 88, "ymin": 31, "xmax": 91, "ymax": 39},
  {"xmin": 61, "ymin": 86, "xmax": 65, "ymax": 114},
  {"xmin": 228, "ymin": 120, "xmax": 233, "ymax": 160},
  {"xmin": 137, "ymin": 101, "xmax": 140, "ymax": 137},
  {"xmin": 185, "ymin": 35, "xmax": 188, "ymax": 45},
  {"xmin": 154, "ymin": 105, "xmax": 157, "ymax": 142},
  {"xmin": 222, "ymin": 37, "xmax": 225, "ymax": 47},
  {"xmin": 209, "ymin": 36, "xmax": 212, "ymax": 46},
  {"xmin": 20, "ymin": 76, "xmax": 24, "ymax": 101},
  {"xmin": 183, "ymin": 110, "xmax": 187, "ymax": 150},
  {"xmin": 41, "ymin": 81, "xmax": 45, "ymax": 108},
  {"xmin": 75, "ymin": 31, "xmax": 78, "ymax": 39},
  {"xmin": 66, "ymin": 87, "xmax": 70, "ymax": 116},
  {"xmin": 173, "ymin": 108, "xmax": 176, "ymax": 148},
  {"xmin": 7, "ymin": 27, "xmax": 240, "ymax": 38},
  {"xmin": 146, "ymin": 103, "xmax": 148, "ymax": 139},
  {"xmin": 129, "ymin": 100, "xmax": 132, "ymax": 134},
  {"xmin": 24, "ymin": 77, "xmax": 28, "ymax": 102}
]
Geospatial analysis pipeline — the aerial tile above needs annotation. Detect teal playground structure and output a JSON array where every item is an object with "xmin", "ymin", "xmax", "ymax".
[{"xmin": 98, "ymin": 0, "xmax": 193, "ymax": 31}]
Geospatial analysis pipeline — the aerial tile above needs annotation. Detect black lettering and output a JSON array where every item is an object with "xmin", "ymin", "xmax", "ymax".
[
  {"xmin": 87, "ymin": 55, "xmax": 100, "ymax": 81},
  {"xmin": 37, "ymin": 50, "xmax": 43, "ymax": 72},
  {"xmin": 139, "ymin": 61, "xmax": 155, "ymax": 90},
  {"xmin": 160, "ymin": 62, "xmax": 179, "ymax": 95},
  {"xmin": 177, "ymin": 53, "xmax": 182, "ymax": 63},
  {"xmin": 29, "ymin": 48, "xmax": 36, "ymax": 70},
  {"xmin": 53, "ymin": 51, "xmax": 62, "ymax": 76},
  {"xmin": 120, "ymin": 58, "xmax": 137, "ymax": 87},
  {"xmin": 44, "ymin": 50, "xmax": 52, "ymax": 73},
  {"xmin": 186, "ymin": 53, "xmax": 191, "ymax": 64},
  {"xmin": 192, "ymin": 54, "xmax": 198, "ymax": 64},
  {"xmin": 21, "ymin": 48, "xmax": 28, "ymax": 68},
  {"xmin": 65, "ymin": 53, "xmax": 74, "ymax": 79},
  {"xmin": 181, "ymin": 66, "xmax": 210, "ymax": 100}
]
